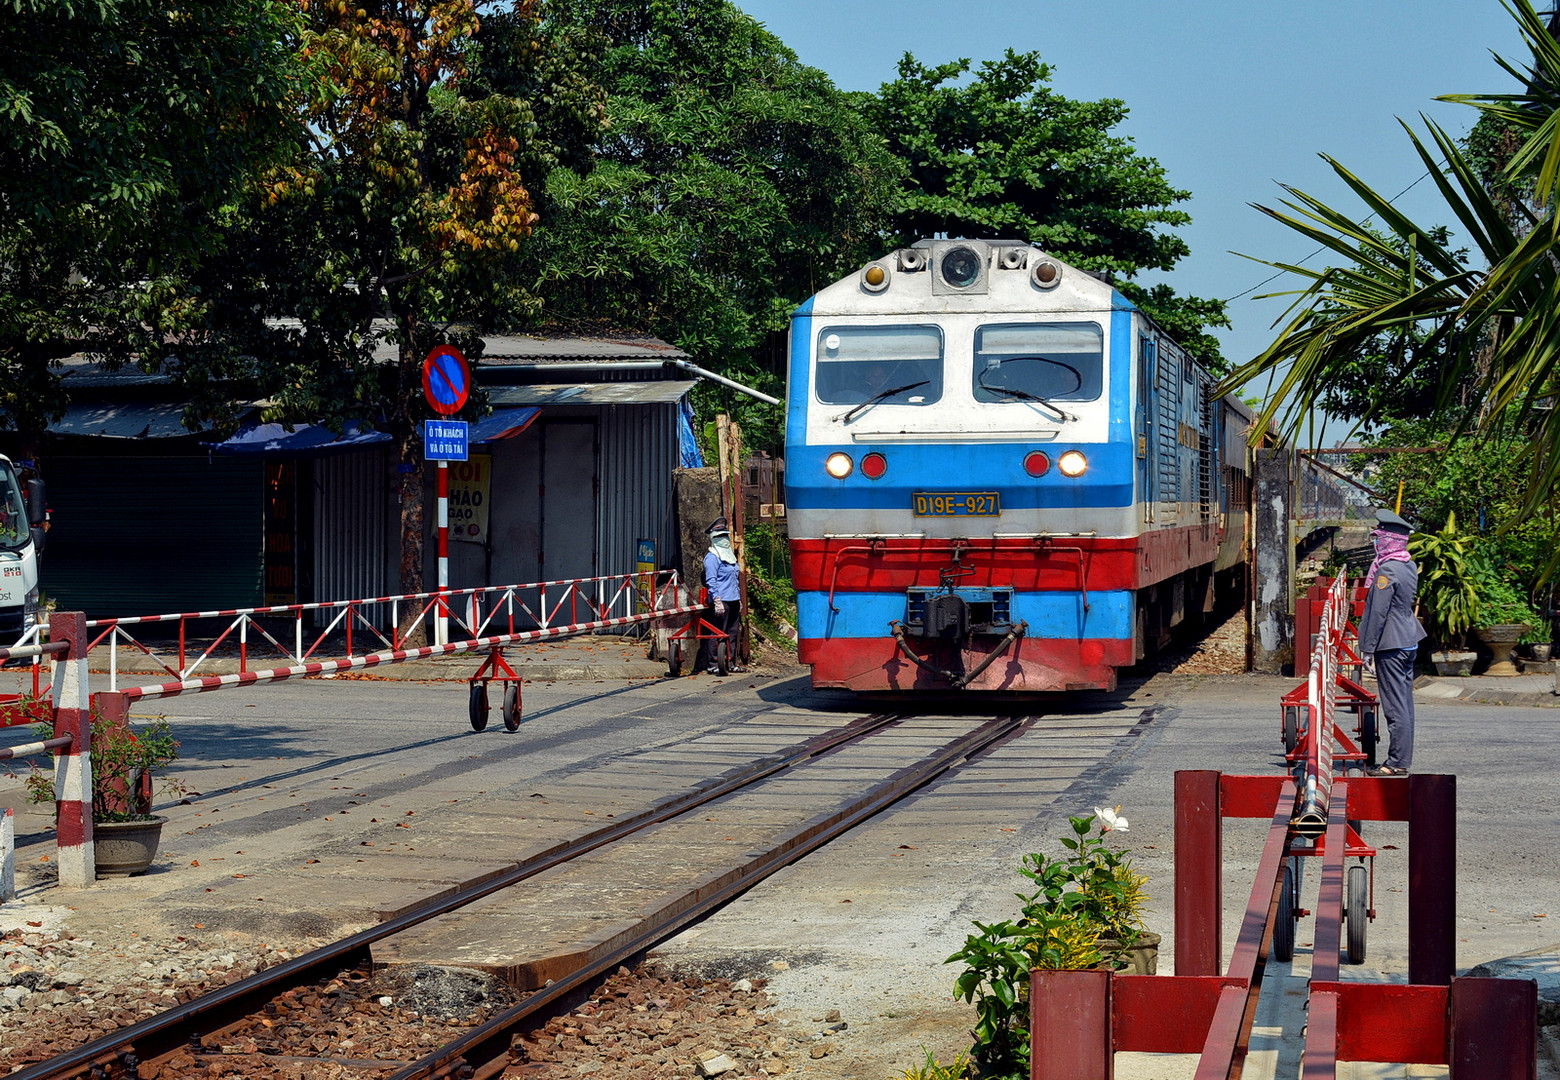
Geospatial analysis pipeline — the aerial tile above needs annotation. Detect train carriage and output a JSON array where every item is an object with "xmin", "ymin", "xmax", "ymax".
[{"xmin": 784, "ymin": 238, "xmax": 1250, "ymax": 693}]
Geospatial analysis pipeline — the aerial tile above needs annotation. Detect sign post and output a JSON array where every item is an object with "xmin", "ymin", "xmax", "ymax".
[{"xmin": 423, "ymin": 346, "xmax": 471, "ymax": 646}]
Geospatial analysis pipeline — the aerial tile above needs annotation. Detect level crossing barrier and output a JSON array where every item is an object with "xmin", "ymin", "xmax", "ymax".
[
  {"xmin": 1026, "ymin": 575, "xmax": 1537, "ymax": 1079},
  {"xmin": 84, "ymin": 570, "xmax": 698, "ymax": 693},
  {"xmin": 1, "ymin": 573, "xmax": 704, "ymax": 888}
]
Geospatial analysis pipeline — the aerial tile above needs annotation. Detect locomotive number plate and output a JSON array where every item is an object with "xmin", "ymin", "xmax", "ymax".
[{"xmin": 912, "ymin": 492, "xmax": 1001, "ymax": 517}]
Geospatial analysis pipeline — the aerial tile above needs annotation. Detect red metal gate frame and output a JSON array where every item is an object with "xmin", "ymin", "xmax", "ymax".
[{"xmin": 1029, "ymin": 575, "xmax": 1537, "ymax": 1079}]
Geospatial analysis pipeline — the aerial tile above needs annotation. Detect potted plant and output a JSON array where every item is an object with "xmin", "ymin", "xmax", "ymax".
[
  {"xmin": 946, "ymin": 808, "xmax": 1151, "ymax": 1080},
  {"xmin": 1471, "ymin": 574, "xmax": 1540, "ymax": 676},
  {"xmin": 21, "ymin": 711, "xmax": 182, "ymax": 876},
  {"xmin": 1407, "ymin": 515, "xmax": 1480, "ymax": 675}
]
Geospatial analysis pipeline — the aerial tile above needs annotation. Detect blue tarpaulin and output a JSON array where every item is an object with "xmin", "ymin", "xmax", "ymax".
[
  {"xmin": 471, "ymin": 406, "xmax": 541, "ymax": 443},
  {"xmin": 206, "ymin": 419, "xmax": 391, "ymax": 456},
  {"xmin": 678, "ymin": 397, "xmax": 704, "ymax": 468}
]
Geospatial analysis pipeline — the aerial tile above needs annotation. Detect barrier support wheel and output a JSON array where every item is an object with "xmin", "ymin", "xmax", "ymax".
[
  {"xmin": 716, "ymin": 637, "xmax": 729, "ymax": 676},
  {"xmin": 469, "ymin": 683, "xmax": 490, "ymax": 732},
  {"xmin": 1359, "ymin": 706, "xmax": 1379, "ymax": 768},
  {"xmin": 1282, "ymin": 706, "xmax": 1300, "ymax": 754},
  {"xmin": 666, "ymin": 639, "xmax": 684, "ymax": 678},
  {"xmin": 1346, "ymin": 863, "xmax": 1368, "ymax": 964},
  {"xmin": 1274, "ymin": 859, "xmax": 1296, "ymax": 962},
  {"xmin": 502, "ymin": 683, "xmax": 520, "ymax": 731}
]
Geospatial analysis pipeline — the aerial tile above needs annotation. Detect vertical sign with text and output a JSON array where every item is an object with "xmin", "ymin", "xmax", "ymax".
[{"xmin": 449, "ymin": 453, "xmax": 492, "ymax": 544}]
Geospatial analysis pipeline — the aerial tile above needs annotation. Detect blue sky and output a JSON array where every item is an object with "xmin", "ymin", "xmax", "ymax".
[{"xmin": 735, "ymin": 1, "xmax": 1527, "ymax": 437}]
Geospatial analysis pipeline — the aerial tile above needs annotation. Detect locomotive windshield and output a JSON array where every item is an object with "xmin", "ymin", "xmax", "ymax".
[
  {"xmin": 972, "ymin": 323, "xmax": 1103, "ymax": 404},
  {"xmin": 814, "ymin": 324, "xmax": 944, "ymax": 407}
]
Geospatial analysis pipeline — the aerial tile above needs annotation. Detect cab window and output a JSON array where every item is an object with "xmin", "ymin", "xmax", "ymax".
[
  {"xmin": 973, "ymin": 323, "xmax": 1104, "ymax": 403},
  {"xmin": 815, "ymin": 325, "xmax": 944, "ymax": 406}
]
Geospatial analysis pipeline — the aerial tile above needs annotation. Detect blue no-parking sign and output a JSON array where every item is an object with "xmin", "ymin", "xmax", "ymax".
[
  {"xmin": 424, "ymin": 419, "xmax": 469, "ymax": 461},
  {"xmin": 422, "ymin": 346, "xmax": 471, "ymax": 416}
]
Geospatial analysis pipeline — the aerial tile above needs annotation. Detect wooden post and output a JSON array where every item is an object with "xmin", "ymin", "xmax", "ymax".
[{"xmin": 727, "ymin": 421, "xmax": 750, "ymax": 664}]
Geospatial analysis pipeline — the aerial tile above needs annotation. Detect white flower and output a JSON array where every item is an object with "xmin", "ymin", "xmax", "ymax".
[{"xmin": 1094, "ymin": 806, "xmax": 1128, "ymax": 833}]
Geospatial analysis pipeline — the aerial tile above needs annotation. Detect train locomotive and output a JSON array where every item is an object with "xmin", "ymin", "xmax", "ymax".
[{"xmin": 783, "ymin": 238, "xmax": 1251, "ymax": 693}]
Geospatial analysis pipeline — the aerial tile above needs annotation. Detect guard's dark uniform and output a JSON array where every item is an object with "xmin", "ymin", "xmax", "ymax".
[{"xmin": 1357, "ymin": 558, "xmax": 1426, "ymax": 771}]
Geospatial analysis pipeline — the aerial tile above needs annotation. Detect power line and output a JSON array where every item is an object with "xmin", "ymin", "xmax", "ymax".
[{"xmin": 1221, "ymin": 168, "xmax": 1436, "ymax": 304}]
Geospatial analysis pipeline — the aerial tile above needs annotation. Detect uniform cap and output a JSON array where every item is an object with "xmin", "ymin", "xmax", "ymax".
[
  {"xmin": 707, "ymin": 516, "xmax": 729, "ymax": 535},
  {"xmin": 1373, "ymin": 508, "xmax": 1412, "ymax": 534}
]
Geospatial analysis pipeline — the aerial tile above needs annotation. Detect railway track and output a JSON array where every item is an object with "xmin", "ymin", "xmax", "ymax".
[{"xmin": 7, "ymin": 712, "xmax": 1034, "ymax": 1080}]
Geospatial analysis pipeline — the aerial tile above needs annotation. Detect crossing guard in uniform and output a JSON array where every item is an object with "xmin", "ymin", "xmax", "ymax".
[{"xmin": 1356, "ymin": 508, "xmax": 1426, "ymax": 775}]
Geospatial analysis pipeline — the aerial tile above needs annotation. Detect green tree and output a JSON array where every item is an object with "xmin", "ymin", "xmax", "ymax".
[
  {"xmin": 870, "ymin": 50, "xmax": 1230, "ymax": 373},
  {"xmin": 515, "ymin": 0, "xmax": 903, "ymax": 450},
  {"xmin": 1219, "ymin": 1, "xmax": 1560, "ymax": 523},
  {"xmin": 116, "ymin": 0, "xmax": 604, "ymax": 606},
  {"xmin": 0, "ymin": 0, "xmax": 304, "ymax": 447}
]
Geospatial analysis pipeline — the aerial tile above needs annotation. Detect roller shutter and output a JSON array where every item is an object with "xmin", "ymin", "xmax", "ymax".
[{"xmin": 41, "ymin": 455, "xmax": 263, "ymax": 619}]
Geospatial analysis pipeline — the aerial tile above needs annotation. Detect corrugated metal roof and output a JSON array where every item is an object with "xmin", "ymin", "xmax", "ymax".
[
  {"xmin": 52, "ymin": 401, "xmax": 210, "ymax": 438},
  {"xmin": 487, "ymin": 381, "xmax": 697, "ymax": 406},
  {"xmin": 480, "ymin": 334, "xmax": 688, "ymax": 362}
]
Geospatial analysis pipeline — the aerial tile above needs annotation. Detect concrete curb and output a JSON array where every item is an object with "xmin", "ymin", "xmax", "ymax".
[{"xmin": 1415, "ymin": 676, "xmax": 1560, "ymax": 708}]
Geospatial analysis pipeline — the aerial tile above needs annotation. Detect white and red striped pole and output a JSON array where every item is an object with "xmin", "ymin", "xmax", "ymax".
[
  {"xmin": 48, "ymin": 611, "xmax": 94, "ymax": 887},
  {"xmin": 437, "ymin": 458, "xmax": 449, "ymax": 646}
]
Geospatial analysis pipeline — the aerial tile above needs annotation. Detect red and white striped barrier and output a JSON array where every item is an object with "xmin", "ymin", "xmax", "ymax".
[
  {"xmin": 86, "ymin": 571, "xmax": 692, "ymax": 692},
  {"xmin": 117, "ymin": 607, "xmax": 702, "ymax": 702},
  {"xmin": 46, "ymin": 612, "xmax": 93, "ymax": 888}
]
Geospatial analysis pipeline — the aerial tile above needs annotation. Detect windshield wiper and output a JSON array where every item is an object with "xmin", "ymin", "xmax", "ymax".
[
  {"xmin": 841, "ymin": 380, "xmax": 931, "ymax": 424},
  {"xmin": 977, "ymin": 375, "xmax": 1077, "ymax": 422}
]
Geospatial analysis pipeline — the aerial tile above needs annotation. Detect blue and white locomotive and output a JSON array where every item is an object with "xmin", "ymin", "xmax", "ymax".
[{"xmin": 784, "ymin": 238, "xmax": 1250, "ymax": 692}]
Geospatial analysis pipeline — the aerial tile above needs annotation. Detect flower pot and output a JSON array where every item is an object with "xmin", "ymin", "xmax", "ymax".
[
  {"xmin": 1474, "ymin": 624, "xmax": 1531, "ymax": 676},
  {"xmin": 1431, "ymin": 650, "xmax": 1477, "ymax": 677},
  {"xmin": 93, "ymin": 816, "xmax": 166, "ymax": 877},
  {"xmin": 1102, "ymin": 931, "xmax": 1160, "ymax": 975},
  {"xmin": 1531, "ymin": 644, "xmax": 1552, "ymax": 663}
]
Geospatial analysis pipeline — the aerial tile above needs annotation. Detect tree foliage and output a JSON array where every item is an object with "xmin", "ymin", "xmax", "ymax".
[
  {"xmin": 112, "ymin": 0, "xmax": 605, "ymax": 596},
  {"xmin": 1220, "ymin": 0, "xmax": 1560, "ymax": 527},
  {"xmin": 514, "ymin": 0, "xmax": 903, "ymax": 450},
  {"xmin": 0, "ymin": 0, "xmax": 304, "ymax": 440},
  {"xmin": 870, "ymin": 49, "xmax": 1230, "ymax": 373}
]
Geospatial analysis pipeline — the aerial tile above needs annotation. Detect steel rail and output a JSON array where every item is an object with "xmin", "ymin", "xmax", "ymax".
[
  {"xmin": 379, "ymin": 714, "xmax": 1029, "ymax": 1080},
  {"xmin": 7, "ymin": 712, "xmax": 916, "ymax": 1080}
]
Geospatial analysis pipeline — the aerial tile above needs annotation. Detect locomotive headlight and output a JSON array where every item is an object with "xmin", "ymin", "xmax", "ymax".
[
  {"xmin": 825, "ymin": 452, "xmax": 854, "ymax": 479},
  {"xmin": 860, "ymin": 263, "xmax": 890, "ymax": 293},
  {"xmin": 1058, "ymin": 450, "xmax": 1088, "ymax": 477}
]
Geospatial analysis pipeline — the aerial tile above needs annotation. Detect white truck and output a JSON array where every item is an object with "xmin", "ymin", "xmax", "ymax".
[{"xmin": 0, "ymin": 454, "xmax": 47, "ymax": 645}]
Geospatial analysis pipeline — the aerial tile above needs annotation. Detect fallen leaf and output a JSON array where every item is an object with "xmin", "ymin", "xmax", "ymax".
[
  {"xmin": 898, "ymin": 845, "xmax": 917, "ymax": 850},
  {"xmin": 190, "ymin": 860, "xmax": 200, "ymax": 867}
]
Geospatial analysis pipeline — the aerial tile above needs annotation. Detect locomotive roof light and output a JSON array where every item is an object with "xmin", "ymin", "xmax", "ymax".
[
  {"xmin": 825, "ymin": 452, "xmax": 854, "ymax": 479},
  {"xmin": 860, "ymin": 262, "xmax": 891, "ymax": 293},
  {"xmin": 1058, "ymin": 450, "xmax": 1088, "ymax": 477},
  {"xmin": 860, "ymin": 452, "xmax": 888, "ymax": 480},
  {"xmin": 1032, "ymin": 259, "xmax": 1062, "ymax": 289},
  {"xmin": 940, "ymin": 244, "xmax": 983, "ymax": 289},
  {"xmin": 1023, "ymin": 451, "xmax": 1050, "ymax": 477}
]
